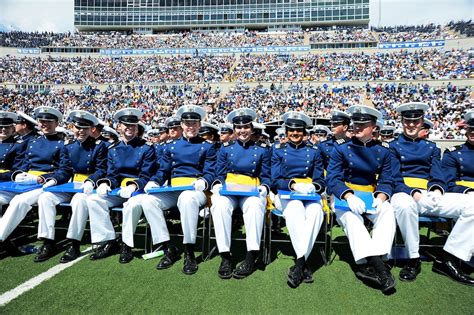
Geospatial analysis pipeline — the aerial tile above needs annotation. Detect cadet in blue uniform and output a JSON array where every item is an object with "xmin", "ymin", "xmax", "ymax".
[
  {"xmin": 309, "ymin": 125, "xmax": 331, "ymax": 145},
  {"xmin": 271, "ymin": 111, "xmax": 326, "ymax": 288},
  {"xmin": 85, "ymin": 108, "xmax": 156, "ymax": 261},
  {"xmin": 101, "ymin": 126, "xmax": 120, "ymax": 145},
  {"xmin": 326, "ymin": 105, "xmax": 396, "ymax": 293},
  {"xmin": 319, "ymin": 110, "xmax": 351, "ymax": 169},
  {"xmin": 380, "ymin": 125, "xmax": 396, "ymax": 143},
  {"xmin": 0, "ymin": 112, "xmax": 27, "ymax": 207},
  {"xmin": 124, "ymin": 105, "xmax": 216, "ymax": 273},
  {"xmin": 391, "ymin": 103, "xmax": 474, "ymax": 286},
  {"xmin": 34, "ymin": 110, "xmax": 108, "ymax": 263},
  {"xmin": 0, "ymin": 107, "xmax": 72, "ymax": 243},
  {"xmin": 210, "ymin": 108, "xmax": 271, "ymax": 279},
  {"xmin": 165, "ymin": 115, "xmax": 183, "ymax": 141},
  {"xmin": 15, "ymin": 111, "xmax": 38, "ymax": 143},
  {"xmin": 219, "ymin": 123, "xmax": 233, "ymax": 144},
  {"xmin": 199, "ymin": 122, "xmax": 219, "ymax": 143}
]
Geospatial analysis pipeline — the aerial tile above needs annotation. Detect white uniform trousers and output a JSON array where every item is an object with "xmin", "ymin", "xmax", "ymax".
[
  {"xmin": 280, "ymin": 197, "xmax": 324, "ymax": 259},
  {"xmin": 37, "ymin": 191, "xmax": 73, "ymax": 240},
  {"xmin": 392, "ymin": 191, "xmax": 474, "ymax": 261},
  {"xmin": 37, "ymin": 192, "xmax": 90, "ymax": 241},
  {"xmin": 334, "ymin": 201, "xmax": 396, "ymax": 264},
  {"xmin": 86, "ymin": 194, "xmax": 123, "ymax": 244},
  {"xmin": 0, "ymin": 191, "xmax": 16, "ymax": 209},
  {"xmin": 177, "ymin": 190, "xmax": 207, "ymax": 244},
  {"xmin": 0, "ymin": 188, "xmax": 44, "ymax": 241},
  {"xmin": 121, "ymin": 192, "xmax": 178, "ymax": 248},
  {"xmin": 210, "ymin": 194, "xmax": 266, "ymax": 253}
]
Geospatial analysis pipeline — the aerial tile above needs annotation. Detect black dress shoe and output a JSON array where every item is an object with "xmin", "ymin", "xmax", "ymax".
[
  {"xmin": 377, "ymin": 269, "xmax": 396, "ymax": 293},
  {"xmin": 34, "ymin": 243, "xmax": 56, "ymax": 262},
  {"xmin": 156, "ymin": 245, "xmax": 180, "ymax": 270},
  {"xmin": 182, "ymin": 253, "xmax": 198, "ymax": 275},
  {"xmin": 399, "ymin": 258, "xmax": 421, "ymax": 282},
  {"xmin": 89, "ymin": 240, "xmax": 119, "ymax": 260},
  {"xmin": 218, "ymin": 258, "xmax": 232, "ymax": 279},
  {"xmin": 233, "ymin": 259, "xmax": 256, "ymax": 279},
  {"xmin": 287, "ymin": 264, "xmax": 304, "ymax": 288},
  {"xmin": 433, "ymin": 259, "xmax": 474, "ymax": 286},
  {"xmin": 119, "ymin": 244, "xmax": 134, "ymax": 264},
  {"xmin": 303, "ymin": 264, "xmax": 314, "ymax": 283},
  {"xmin": 355, "ymin": 264, "xmax": 381, "ymax": 285},
  {"xmin": 60, "ymin": 245, "xmax": 80, "ymax": 263}
]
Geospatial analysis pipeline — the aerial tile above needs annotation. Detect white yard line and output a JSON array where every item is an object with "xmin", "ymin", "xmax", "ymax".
[{"xmin": 0, "ymin": 247, "xmax": 92, "ymax": 307}]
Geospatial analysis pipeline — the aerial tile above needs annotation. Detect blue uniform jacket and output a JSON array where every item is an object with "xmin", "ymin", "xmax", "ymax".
[
  {"xmin": 318, "ymin": 137, "xmax": 336, "ymax": 169},
  {"xmin": 271, "ymin": 141, "xmax": 325, "ymax": 193},
  {"xmin": 151, "ymin": 136, "xmax": 217, "ymax": 188},
  {"xmin": 441, "ymin": 142, "xmax": 474, "ymax": 194},
  {"xmin": 0, "ymin": 136, "xmax": 27, "ymax": 182},
  {"xmin": 389, "ymin": 134, "xmax": 447, "ymax": 195},
  {"xmin": 98, "ymin": 137, "xmax": 156, "ymax": 190},
  {"xmin": 326, "ymin": 138, "xmax": 393, "ymax": 199},
  {"xmin": 65, "ymin": 137, "xmax": 108, "ymax": 186},
  {"xmin": 15, "ymin": 134, "xmax": 72, "ymax": 185},
  {"xmin": 213, "ymin": 139, "xmax": 271, "ymax": 189}
]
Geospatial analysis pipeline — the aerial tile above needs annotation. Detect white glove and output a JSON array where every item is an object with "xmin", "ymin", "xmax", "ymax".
[
  {"xmin": 371, "ymin": 198, "xmax": 383, "ymax": 214},
  {"xmin": 467, "ymin": 191, "xmax": 474, "ymax": 195},
  {"xmin": 42, "ymin": 180, "xmax": 56, "ymax": 188},
  {"xmin": 118, "ymin": 185, "xmax": 136, "ymax": 199},
  {"xmin": 211, "ymin": 183, "xmax": 222, "ymax": 196},
  {"xmin": 427, "ymin": 191, "xmax": 442, "ymax": 204},
  {"xmin": 418, "ymin": 193, "xmax": 438, "ymax": 210},
  {"xmin": 193, "ymin": 179, "xmax": 207, "ymax": 192},
  {"xmin": 96, "ymin": 183, "xmax": 111, "ymax": 198},
  {"xmin": 258, "ymin": 185, "xmax": 268, "ymax": 198},
  {"xmin": 144, "ymin": 181, "xmax": 159, "ymax": 193},
  {"xmin": 80, "ymin": 181, "xmax": 94, "ymax": 195},
  {"xmin": 293, "ymin": 183, "xmax": 316, "ymax": 194},
  {"xmin": 346, "ymin": 194, "xmax": 366, "ymax": 214},
  {"xmin": 15, "ymin": 172, "xmax": 38, "ymax": 185}
]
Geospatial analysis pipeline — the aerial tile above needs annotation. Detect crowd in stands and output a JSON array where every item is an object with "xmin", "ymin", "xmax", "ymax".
[
  {"xmin": 1, "ymin": 82, "xmax": 471, "ymax": 140},
  {"xmin": 0, "ymin": 21, "xmax": 471, "ymax": 50},
  {"xmin": 1, "ymin": 49, "xmax": 470, "ymax": 84}
]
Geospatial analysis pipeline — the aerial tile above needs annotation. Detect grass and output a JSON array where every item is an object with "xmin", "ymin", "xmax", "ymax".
[{"xmin": 0, "ymin": 221, "xmax": 472, "ymax": 314}]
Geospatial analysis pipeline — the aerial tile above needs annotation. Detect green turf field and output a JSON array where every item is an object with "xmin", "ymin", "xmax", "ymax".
[{"xmin": 1, "ymin": 224, "xmax": 472, "ymax": 314}]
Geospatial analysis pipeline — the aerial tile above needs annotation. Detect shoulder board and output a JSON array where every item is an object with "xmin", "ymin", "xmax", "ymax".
[
  {"xmin": 448, "ymin": 145, "xmax": 463, "ymax": 152},
  {"xmin": 108, "ymin": 142, "xmax": 119, "ymax": 149},
  {"xmin": 95, "ymin": 139, "xmax": 102, "ymax": 145},
  {"xmin": 225, "ymin": 140, "xmax": 235, "ymax": 147},
  {"xmin": 16, "ymin": 139, "xmax": 24, "ymax": 144},
  {"xmin": 166, "ymin": 139, "xmax": 173, "ymax": 144},
  {"xmin": 385, "ymin": 138, "xmax": 395, "ymax": 143},
  {"xmin": 274, "ymin": 143, "xmax": 286, "ymax": 149},
  {"xmin": 381, "ymin": 142, "xmax": 389, "ymax": 148},
  {"xmin": 223, "ymin": 142, "xmax": 230, "ymax": 147},
  {"xmin": 146, "ymin": 141, "xmax": 153, "ymax": 146},
  {"xmin": 64, "ymin": 139, "xmax": 72, "ymax": 145},
  {"xmin": 336, "ymin": 139, "xmax": 346, "ymax": 145},
  {"xmin": 205, "ymin": 140, "xmax": 213, "ymax": 144},
  {"xmin": 313, "ymin": 145, "xmax": 319, "ymax": 150},
  {"xmin": 258, "ymin": 142, "xmax": 267, "ymax": 148}
]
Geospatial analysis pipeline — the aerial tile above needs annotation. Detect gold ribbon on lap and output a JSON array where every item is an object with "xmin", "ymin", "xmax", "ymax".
[
  {"xmin": 28, "ymin": 170, "xmax": 47, "ymax": 177},
  {"xmin": 73, "ymin": 173, "xmax": 89, "ymax": 183},
  {"xmin": 226, "ymin": 173, "xmax": 260, "ymax": 186},
  {"xmin": 0, "ymin": 169, "xmax": 10, "ymax": 173},
  {"xmin": 456, "ymin": 180, "xmax": 474, "ymax": 189},
  {"xmin": 292, "ymin": 177, "xmax": 312, "ymax": 184},
  {"xmin": 345, "ymin": 182, "xmax": 375, "ymax": 193},
  {"xmin": 403, "ymin": 177, "xmax": 428, "ymax": 189},
  {"xmin": 171, "ymin": 177, "xmax": 197, "ymax": 187}
]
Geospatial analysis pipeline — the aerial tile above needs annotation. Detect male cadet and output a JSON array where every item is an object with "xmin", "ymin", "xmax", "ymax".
[
  {"xmin": 210, "ymin": 108, "xmax": 270, "ymax": 279},
  {"xmin": 380, "ymin": 125, "xmax": 396, "ymax": 142},
  {"xmin": 418, "ymin": 118, "xmax": 434, "ymax": 139},
  {"xmin": 310, "ymin": 125, "xmax": 331, "ymax": 145},
  {"xmin": 101, "ymin": 126, "xmax": 120, "ymax": 145},
  {"xmin": 0, "ymin": 111, "xmax": 27, "ymax": 208},
  {"xmin": 0, "ymin": 107, "xmax": 72, "ymax": 246},
  {"xmin": 15, "ymin": 111, "xmax": 38, "ymax": 142},
  {"xmin": 390, "ymin": 103, "xmax": 473, "ymax": 286},
  {"xmin": 147, "ymin": 129, "xmax": 161, "ymax": 144},
  {"xmin": 326, "ymin": 105, "xmax": 396, "ymax": 293},
  {"xmin": 129, "ymin": 105, "xmax": 217, "ymax": 273},
  {"xmin": 219, "ymin": 123, "xmax": 233, "ymax": 144},
  {"xmin": 251, "ymin": 122, "xmax": 266, "ymax": 143},
  {"xmin": 319, "ymin": 110, "xmax": 351, "ymax": 169},
  {"xmin": 91, "ymin": 120, "xmax": 110, "ymax": 144},
  {"xmin": 85, "ymin": 108, "xmax": 156, "ymax": 261},
  {"xmin": 153, "ymin": 123, "xmax": 169, "ymax": 164},
  {"xmin": 165, "ymin": 115, "xmax": 183, "ymax": 140},
  {"xmin": 34, "ymin": 110, "xmax": 108, "ymax": 263},
  {"xmin": 158, "ymin": 123, "xmax": 169, "ymax": 143}
]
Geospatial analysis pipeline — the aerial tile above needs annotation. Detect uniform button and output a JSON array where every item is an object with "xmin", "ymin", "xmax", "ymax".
[
  {"xmin": 349, "ymin": 154, "xmax": 352, "ymax": 157},
  {"xmin": 252, "ymin": 161, "xmax": 256, "ymax": 164},
  {"xmin": 350, "ymin": 162, "xmax": 353, "ymax": 165},
  {"xmin": 251, "ymin": 169, "xmax": 254, "ymax": 172}
]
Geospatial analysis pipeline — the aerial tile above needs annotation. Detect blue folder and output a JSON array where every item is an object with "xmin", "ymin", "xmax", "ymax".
[
  {"xmin": 109, "ymin": 187, "xmax": 142, "ymax": 197},
  {"xmin": 220, "ymin": 183, "xmax": 259, "ymax": 197},
  {"xmin": 44, "ymin": 182, "xmax": 84, "ymax": 193},
  {"xmin": 278, "ymin": 190, "xmax": 321, "ymax": 201},
  {"xmin": 0, "ymin": 181, "xmax": 42, "ymax": 193},
  {"xmin": 334, "ymin": 191, "xmax": 375, "ymax": 213},
  {"xmin": 146, "ymin": 185, "xmax": 194, "ymax": 194}
]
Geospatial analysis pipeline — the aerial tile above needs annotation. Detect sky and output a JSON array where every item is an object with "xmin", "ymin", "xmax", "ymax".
[{"xmin": 0, "ymin": 0, "xmax": 472, "ymax": 33}]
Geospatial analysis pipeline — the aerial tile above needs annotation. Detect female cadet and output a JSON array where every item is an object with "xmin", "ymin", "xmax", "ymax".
[
  {"xmin": 210, "ymin": 108, "xmax": 271, "ymax": 279},
  {"xmin": 271, "ymin": 111, "xmax": 326, "ymax": 288}
]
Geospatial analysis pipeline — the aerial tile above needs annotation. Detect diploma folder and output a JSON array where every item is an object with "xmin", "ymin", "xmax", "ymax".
[{"xmin": 0, "ymin": 181, "xmax": 42, "ymax": 193}]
